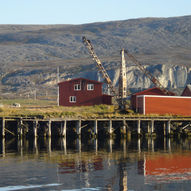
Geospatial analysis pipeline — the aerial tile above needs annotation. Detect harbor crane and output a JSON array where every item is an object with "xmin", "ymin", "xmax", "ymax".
[
  {"xmin": 82, "ymin": 37, "xmax": 116, "ymax": 96},
  {"xmin": 82, "ymin": 36, "xmax": 126, "ymax": 108},
  {"xmin": 124, "ymin": 49, "xmax": 173, "ymax": 95}
]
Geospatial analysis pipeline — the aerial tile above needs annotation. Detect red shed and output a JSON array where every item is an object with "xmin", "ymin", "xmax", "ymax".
[
  {"xmin": 136, "ymin": 95, "xmax": 191, "ymax": 116},
  {"xmin": 131, "ymin": 87, "xmax": 175, "ymax": 111},
  {"xmin": 181, "ymin": 84, "xmax": 191, "ymax": 96},
  {"xmin": 58, "ymin": 78, "xmax": 112, "ymax": 106}
]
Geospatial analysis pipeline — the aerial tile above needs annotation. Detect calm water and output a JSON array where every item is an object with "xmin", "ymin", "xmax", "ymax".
[{"xmin": 0, "ymin": 137, "xmax": 191, "ymax": 191}]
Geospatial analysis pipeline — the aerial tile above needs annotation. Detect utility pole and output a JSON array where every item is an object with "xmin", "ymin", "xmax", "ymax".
[
  {"xmin": 57, "ymin": 66, "xmax": 60, "ymax": 106},
  {"xmin": 119, "ymin": 49, "xmax": 127, "ymax": 108}
]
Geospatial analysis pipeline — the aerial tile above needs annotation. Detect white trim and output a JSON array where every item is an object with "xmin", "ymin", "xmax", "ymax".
[
  {"xmin": 74, "ymin": 84, "xmax": 81, "ymax": 91},
  {"xmin": 137, "ymin": 95, "xmax": 191, "ymax": 99},
  {"xmin": 69, "ymin": 96, "xmax": 76, "ymax": 103},
  {"xmin": 87, "ymin": 84, "xmax": 94, "ymax": 91}
]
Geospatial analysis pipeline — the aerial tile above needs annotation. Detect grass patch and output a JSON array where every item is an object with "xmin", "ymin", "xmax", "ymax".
[{"xmin": 0, "ymin": 99, "xmax": 136, "ymax": 118}]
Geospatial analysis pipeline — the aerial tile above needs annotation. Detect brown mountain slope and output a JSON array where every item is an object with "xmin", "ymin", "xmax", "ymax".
[{"xmin": 0, "ymin": 15, "xmax": 191, "ymax": 97}]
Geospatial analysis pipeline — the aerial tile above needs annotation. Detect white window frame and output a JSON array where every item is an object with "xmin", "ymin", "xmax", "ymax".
[
  {"xmin": 74, "ymin": 84, "xmax": 81, "ymax": 91},
  {"xmin": 69, "ymin": 96, "xmax": 76, "ymax": 103},
  {"xmin": 87, "ymin": 84, "xmax": 94, "ymax": 91}
]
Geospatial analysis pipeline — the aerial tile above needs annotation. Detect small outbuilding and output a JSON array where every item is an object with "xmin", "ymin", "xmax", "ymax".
[
  {"xmin": 58, "ymin": 78, "xmax": 112, "ymax": 106},
  {"xmin": 131, "ymin": 87, "xmax": 175, "ymax": 112},
  {"xmin": 181, "ymin": 84, "xmax": 191, "ymax": 96},
  {"xmin": 136, "ymin": 95, "xmax": 191, "ymax": 116}
]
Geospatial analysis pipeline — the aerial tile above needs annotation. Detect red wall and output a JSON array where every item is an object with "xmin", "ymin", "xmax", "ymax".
[
  {"xmin": 58, "ymin": 78, "xmax": 111, "ymax": 106},
  {"xmin": 137, "ymin": 95, "xmax": 191, "ymax": 116},
  {"xmin": 131, "ymin": 87, "xmax": 174, "ymax": 111}
]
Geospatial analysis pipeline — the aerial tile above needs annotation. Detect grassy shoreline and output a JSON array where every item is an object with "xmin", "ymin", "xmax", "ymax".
[{"xmin": 0, "ymin": 98, "xmax": 133, "ymax": 118}]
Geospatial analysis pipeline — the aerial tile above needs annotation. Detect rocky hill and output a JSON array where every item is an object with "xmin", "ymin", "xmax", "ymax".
[{"xmin": 0, "ymin": 15, "xmax": 191, "ymax": 98}]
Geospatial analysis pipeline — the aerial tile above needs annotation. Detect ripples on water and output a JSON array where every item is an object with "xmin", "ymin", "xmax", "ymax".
[{"xmin": 0, "ymin": 137, "xmax": 191, "ymax": 191}]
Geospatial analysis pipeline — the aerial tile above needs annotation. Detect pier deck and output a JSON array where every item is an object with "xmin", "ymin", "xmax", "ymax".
[{"xmin": 1, "ymin": 116, "xmax": 191, "ymax": 138}]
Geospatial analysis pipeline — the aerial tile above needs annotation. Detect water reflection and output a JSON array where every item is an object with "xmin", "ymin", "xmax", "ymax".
[{"xmin": 0, "ymin": 137, "xmax": 191, "ymax": 190}]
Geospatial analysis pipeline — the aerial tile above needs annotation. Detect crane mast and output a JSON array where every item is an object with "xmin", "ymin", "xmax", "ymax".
[
  {"xmin": 124, "ymin": 49, "xmax": 171, "ymax": 95},
  {"xmin": 82, "ymin": 37, "xmax": 119, "ymax": 103},
  {"xmin": 118, "ymin": 49, "xmax": 127, "ymax": 107}
]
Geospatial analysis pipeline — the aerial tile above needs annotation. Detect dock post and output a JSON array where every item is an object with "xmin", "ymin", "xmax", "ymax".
[
  {"xmin": 1, "ymin": 118, "xmax": 5, "ymax": 138},
  {"xmin": 108, "ymin": 138, "xmax": 113, "ymax": 153},
  {"xmin": 33, "ymin": 120, "xmax": 38, "ymax": 137},
  {"xmin": 108, "ymin": 120, "xmax": 113, "ymax": 138},
  {"xmin": 18, "ymin": 119, "xmax": 23, "ymax": 137},
  {"xmin": 167, "ymin": 138, "xmax": 171, "ymax": 152},
  {"xmin": 151, "ymin": 138, "xmax": 155, "ymax": 152},
  {"xmin": 163, "ymin": 121, "xmax": 167, "ymax": 137},
  {"xmin": 47, "ymin": 137, "xmax": 51, "ymax": 154},
  {"xmin": 47, "ymin": 121, "xmax": 51, "ymax": 137},
  {"xmin": 1, "ymin": 138, "xmax": 5, "ymax": 157},
  {"xmin": 76, "ymin": 119, "xmax": 81, "ymax": 137},
  {"xmin": 122, "ymin": 119, "xmax": 127, "ymax": 137},
  {"xmin": 137, "ymin": 120, "xmax": 141, "ymax": 136},
  {"xmin": 138, "ymin": 138, "xmax": 141, "ymax": 152},
  {"xmin": 33, "ymin": 137, "xmax": 38, "ymax": 155},
  {"xmin": 94, "ymin": 139, "xmax": 98, "ymax": 153},
  {"xmin": 77, "ymin": 138, "xmax": 81, "ymax": 153},
  {"xmin": 167, "ymin": 120, "xmax": 171, "ymax": 136},
  {"xmin": 147, "ymin": 121, "xmax": 151, "ymax": 136},
  {"xmin": 93, "ymin": 120, "xmax": 98, "ymax": 138},
  {"xmin": 61, "ymin": 120, "xmax": 67, "ymax": 137},
  {"xmin": 61, "ymin": 137, "xmax": 67, "ymax": 155},
  {"xmin": 151, "ymin": 120, "xmax": 154, "ymax": 134}
]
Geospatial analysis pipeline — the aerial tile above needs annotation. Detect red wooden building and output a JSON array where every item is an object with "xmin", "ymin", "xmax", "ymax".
[
  {"xmin": 131, "ymin": 87, "xmax": 175, "ymax": 111},
  {"xmin": 181, "ymin": 84, "xmax": 191, "ymax": 96},
  {"xmin": 136, "ymin": 95, "xmax": 191, "ymax": 116},
  {"xmin": 58, "ymin": 78, "xmax": 112, "ymax": 106}
]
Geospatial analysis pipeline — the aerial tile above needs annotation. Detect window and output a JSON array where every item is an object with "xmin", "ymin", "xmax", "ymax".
[
  {"xmin": 87, "ymin": 84, "xmax": 94, "ymax": 90},
  {"xmin": 69, "ymin": 96, "xmax": 76, "ymax": 103},
  {"xmin": 74, "ymin": 84, "xmax": 81, "ymax": 91}
]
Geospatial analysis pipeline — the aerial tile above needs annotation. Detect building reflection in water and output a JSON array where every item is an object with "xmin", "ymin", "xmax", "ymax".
[{"xmin": 1, "ymin": 137, "xmax": 191, "ymax": 190}]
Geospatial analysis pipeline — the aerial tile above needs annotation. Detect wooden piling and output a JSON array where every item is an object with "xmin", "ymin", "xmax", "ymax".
[
  {"xmin": 76, "ymin": 120, "xmax": 82, "ymax": 137},
  {"xmin": 147, "ymin": 121, "xmax": 151, "ymax": 135},
  {"xmin": 167, "ymin": 120, "xmax": 171, "ymax": 136},
  {"xmin": 94, "ymin": 120, "xmax": 98, "ymax": 138},
  {"xmin": 108, "ymin": 120, "xmax": 113, "ymax": 138},
  {"xmin": 33, "ymin": 121, "xmax": 38, "ymax": 137},
  {"xmin": 61, "ymin": 137, "xmax": 67, "ymax": 154},
  {"xmin": 1, "ymin": 138, "xmax": 5, "ymax": 157},
  {"xmin": 1, "ymin": 118, "xmax": 5, "ymax": 137},
  {"xmin": 151, "ymin": 120, "xmax": 154, "ymax": 134},
  {"xmin": 47, "ymin": 121, "xmax": 51, "ymax": 137},
  {"xmin": 19, "ymin": 119, "xmax": 23, "ymax": 137},
  {"xmin": 60, "ymin": 120, "xmax": 67, "ymax": 137},
  {"xmin": 137, "ymin": 120, "xmax": 141, "ymax": 136},
  {"xmin": 122, "ymin": 119, "xmax": 127, "ymax": 137},
  {"xmin": 94, "ymin": 138, "xmax": 98, "ymax": 153},
  {"xmin": 163, "ymin": 122, "xmax": 167, "ymax": 136}
]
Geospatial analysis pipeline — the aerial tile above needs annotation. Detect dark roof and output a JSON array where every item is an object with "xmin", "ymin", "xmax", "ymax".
[
  {"xmin": 132, "ymin": 87, "xmax": 175, "ymax": 96},
  {"xmin": 181, "ymin": 84, "xmax": 191, "ymax": 96},
  {"xmin": 58, "ymin": 77, "xmax": 103, "ymax": 85},
  {"xmin": 187, "ymin": 84, "xmax": 191, "ymax": 91}
]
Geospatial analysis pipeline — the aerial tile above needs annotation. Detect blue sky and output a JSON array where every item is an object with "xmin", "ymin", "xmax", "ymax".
[{"xmin": 1, "ymin": 0, "xmax": 191, "ymax": 24}]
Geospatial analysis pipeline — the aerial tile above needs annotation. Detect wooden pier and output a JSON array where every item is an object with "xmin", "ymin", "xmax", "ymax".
[{"xmin": 0, "ymin": 116, "xmax": 191, "ymax": 139}]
